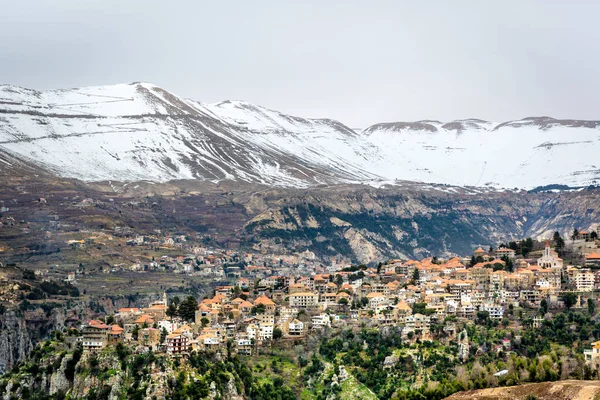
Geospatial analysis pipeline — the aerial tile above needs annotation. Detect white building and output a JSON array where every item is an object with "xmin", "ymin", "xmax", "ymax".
[
  {"xmin": 575, "ymin": 268, "xmax": 595, "ymax": 292},
  {"xmin": 259, "ymin": 323, "xmax": 274, "ymax": 340},
  {"xmin": 288, "ymin": 292, "xmax": 319, "ymax": 308},
  {"xmin": 537, "ymin": 243, "xmax": 564, "ymax": 269},
  {"xmin": 367, "ymin": 293, "xmax": 388, "ymax": 309},
  {"xmin": 483, "ymin": 305, "xmax": 505, "ymax": 320},
  {"xmin": 246, "ymin": 324, "xmax": 257, "ymax": 340},
  {"xmin": 495, "ymin": 247, "xmax": 516, "ymax": 260},
  {"xmin": 288, "ymin": 319, "xmax": 305, "ymax": 336},
  {"xmin": 405, "ymin": 313, "xmax": 431, "ymax": 332},
  {"xmin": 158, "ymin": 320, "xmax": 178, "ymax": 334},
  {"xmin": 312, "ymin": 314, "xmax": 331, "ymax": 329}
]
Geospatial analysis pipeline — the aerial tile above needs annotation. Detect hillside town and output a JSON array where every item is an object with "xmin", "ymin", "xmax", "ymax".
[{"xmin": 77, "ymin": 226, "xmax": 600, "ymax": 367}]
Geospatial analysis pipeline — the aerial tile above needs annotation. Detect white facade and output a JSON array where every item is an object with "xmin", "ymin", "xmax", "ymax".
[
  {"xmin": 575, "ymin": 269, "xmax": 595, "ymax": 292},
  {"xmin": 483, "ymin": 305, "xmax": 505, "ymax": 320},
  {"xmin": 158, "ymin": 320, "xmax": 177, "ymax": 334},
  {"xmin": 537, "ymin": 244, "xmax": 563, "ymax": 269},
  {"xmin": 312, "ymin": 314, "xmax": 331, "ymax": 329},
  {"xmin": 288, "ymin": 292, "xmax": 319, "ymax": 308},
  {"xmin": 259, "ymin": 323, "xmax": 273, "ymax": 340},
  {"xmin": 288, "ymin": 319, "xmax": 304, "ymax": 336}
]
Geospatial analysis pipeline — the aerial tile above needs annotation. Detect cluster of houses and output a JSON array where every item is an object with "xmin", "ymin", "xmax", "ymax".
[
  {"xmin": 100, "ymin": 243, "xmax": 328, "ymax": 279},
  {"xmin": 78, "ymin": 291, "xmax": 314, "ymax": 356},
  {"xmin": 78, "ymin": 230, "xmax": 600, "ymax": 359}
]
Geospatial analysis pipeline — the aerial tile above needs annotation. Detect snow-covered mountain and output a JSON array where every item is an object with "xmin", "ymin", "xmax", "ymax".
[
  {"xmin": 0, "ymin": 82, "xmax": 599, "ymax": 189},
  {"xmin": 363, "ymin": 117, "xmax": 600, "ymax": 189}
]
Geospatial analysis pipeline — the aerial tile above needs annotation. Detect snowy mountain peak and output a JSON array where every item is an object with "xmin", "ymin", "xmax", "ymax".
[{"xmin": 0, "ymin": 82, "xmax": 599, "ymax": 189}]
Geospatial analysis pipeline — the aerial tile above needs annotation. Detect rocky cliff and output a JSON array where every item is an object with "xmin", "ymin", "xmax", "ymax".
[
  {"xmin": 0, "ymin": 341, "xmax": 248, "ymax": 400},
  {"xmin": 242, "ymin": 184, "xmax": 600, "ymax": 263},
  {"xmin": 0, "ymin": 288, "xmax": 159, "ymax": 374}
]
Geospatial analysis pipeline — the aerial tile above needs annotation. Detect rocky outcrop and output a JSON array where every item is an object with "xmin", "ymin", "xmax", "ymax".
[
  {"xmin": 49, "ymin": 354, "xmax": 71, "ymax": 395},
  {"xmin": 0, "ymin": 294, "xmax": 156, "ymax": 374},
  {"xmin": 0, "ymin": 310, "xmax": 33, "ymax": 374},
  {"xmin": 70, "ymin": 352, "xmax": 123, "ymax": 399}
]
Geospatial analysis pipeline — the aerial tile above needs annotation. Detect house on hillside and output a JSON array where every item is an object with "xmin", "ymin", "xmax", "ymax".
[
  {"xmin": 585, "ymin": 253, "xmax": 600, "ymax": 268},
  {"xmin": 81, "ymin": 320, "xmax": 110, "ymax": 352},
  {"xmin": 165, "ymin": 333, "xmax": 190, "ymax": 355},
  {"xmin": 495, "ymin": 247, "xmax": 516, "ymax": 260}
]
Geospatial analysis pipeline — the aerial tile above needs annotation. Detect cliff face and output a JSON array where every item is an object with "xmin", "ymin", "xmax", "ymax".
[
  {"xmin": 242, "ymin": 186, "xmax": 600, "ymax": 263},
  {"xmin": 1, "ymin": 343, "xmax": 245, "ymax": 400},
  {"xmin": 0, "ymin": 310, "xmax": 33, "ymax": 375},
  {"xmin": 0, "ymin": 294, "xmax": 158, "ymax": 374},
  {"xmin": 0, "ymin": 304, "xmax": 85, "ymax": 374},
  {"xmin": 2, "ymin": 170, "xmax": 599, "ymax": 265}
]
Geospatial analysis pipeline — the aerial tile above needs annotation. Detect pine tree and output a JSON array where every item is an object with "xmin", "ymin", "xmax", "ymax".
[
  {"xmin": 588, "ymin": 298, "xmax": 596, "ymax": 315},
  {"xmin": 572, "ymin": 228, "xmax": 580, "ymax": 241},
  {"xmin": 470, "ymin": 255, "xmax": 477, "ymax": 267},
  {"xmin": 177, "ymin": 296, "xmax": 198, "ymax": 322},
  {"xmin": 540, "ymin": 299, "xmax": 548, "ymax": 315},
  {"xmin": 412, "ymin": 267, "xmax": 420, "ymax": 284},
  {"xmin": 553, "ymin": 232, "xmax": 565, "ymax": 255}
]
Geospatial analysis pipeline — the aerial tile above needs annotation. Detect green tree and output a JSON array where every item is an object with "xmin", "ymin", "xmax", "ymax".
[
  {"xmin": 167, "ymin": 302, "xmax": 178, "ymax": 318},
  {"xmin": 522, "ymin": 238, "xmax": 534, "ymax": 257},
  {"xmin": 476, "ymin": 310, "xmax": 490, "ymax": 325},
  {"xmin": 562, "ymin": 292, "xmax": 577, "ymax": 309},
  {"xmin": 588, "ymin": 298, "xmax": 596, "ymax": 315},
  {"xmin": 360, "ymin": 297, "xmax": 368, "ymax": 308},
  {"xmin": 251, "ymin": 303, "xmax": 266, "ymax": 314},
  {"xmin": 553, "ymin": 232, "xmax": 565, "ymax": 255},
  {"xmin": 412, "ymin": 302, "xmax": 435, "ymax": 316},
  {"xmin": 273, "ymin": 327, "xmax": 283, "ymax": 340},
  {"xmin": 178, "ymin": 296, "xmax": 198, "ymax": 322},
  {"xmin": 132, "ymin": 325, "xmax": 140, "ymax": 340},
  {"xmin": 493, "ymin": 263, "xmax": 504, "ymax": 272},
  {"xmin": 412, "ymin": 267, "xmax": 420, "ymax": 284},
  {"xmin": 572, "ymin": 228, "xmax": 580, "ymax": 240},
  {"xmin": 23, "ymin": 270, "xmax": 36, "ymax": 280},
  {"xmin": 501, "ymin": 256, "xmax": 514, "ymax": 273},
  {"xmin": 540, "ymin": 298, "xmax": 548, "ymax": 315},
  {"xmin": 470, "ymin": 255, "xmax": 477, "ymax": 267}
]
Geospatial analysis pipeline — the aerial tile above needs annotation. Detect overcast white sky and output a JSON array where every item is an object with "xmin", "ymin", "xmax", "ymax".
[{"xmin": 1, "ymin": 1, "xmax": 599, "ymax": 127}]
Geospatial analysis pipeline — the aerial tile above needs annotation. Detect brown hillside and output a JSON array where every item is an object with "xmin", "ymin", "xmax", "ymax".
[{"xmin": 444, "ymin": 380, "xmax": 600, "ymax": 400}]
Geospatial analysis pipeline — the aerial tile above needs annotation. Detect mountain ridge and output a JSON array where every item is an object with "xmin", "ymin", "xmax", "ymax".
[{"xmin": 1, "ymin": 82, "xmax": 599, "ymax": 189}]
